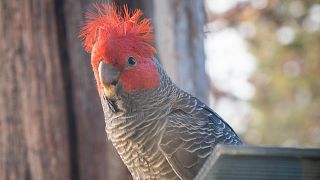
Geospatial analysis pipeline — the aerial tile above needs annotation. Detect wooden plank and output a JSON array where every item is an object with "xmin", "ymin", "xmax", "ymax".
[{"xmin": 195, "ymin": 145, "xmax": 320, "ymax": 180}]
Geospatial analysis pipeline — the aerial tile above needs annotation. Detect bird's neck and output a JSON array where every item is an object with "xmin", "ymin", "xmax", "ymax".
[{"xmin": 100, "ymin": 58, "xmax": 180, "ymax": 147}]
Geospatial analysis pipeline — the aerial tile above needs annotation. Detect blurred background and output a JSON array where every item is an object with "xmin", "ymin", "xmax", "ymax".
[{"xmin": 0, "ymin": 0, "xmax": 319, "ymax": 179}]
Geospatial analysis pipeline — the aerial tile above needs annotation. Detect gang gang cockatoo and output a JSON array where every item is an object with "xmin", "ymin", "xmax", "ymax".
[{"xmin": 80, "ymin": 3, "xmax": 242, "ymax": 180}]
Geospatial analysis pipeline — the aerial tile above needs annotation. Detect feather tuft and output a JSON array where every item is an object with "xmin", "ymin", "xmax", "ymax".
[{"xmin": 79, "ymin": 3, "xmax": 155, "ymax": 57}]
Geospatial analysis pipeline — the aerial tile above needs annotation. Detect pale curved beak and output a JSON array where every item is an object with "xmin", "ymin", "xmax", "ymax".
[{"xmin": 98, "ymin": 61, "xmax": 120, "ymax": 86}]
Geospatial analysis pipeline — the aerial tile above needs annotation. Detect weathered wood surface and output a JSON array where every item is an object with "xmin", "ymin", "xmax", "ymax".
[
  {"xmin": 154, "ymin": 0, "xmax": 208, "ymax": 103},
  {"xmin": 195, "ymin": 145, "xmax": 320, "ymax": 180},
  {"xmin": 0, "ymin": 0, "xmax": 70, "ymax": 179}
]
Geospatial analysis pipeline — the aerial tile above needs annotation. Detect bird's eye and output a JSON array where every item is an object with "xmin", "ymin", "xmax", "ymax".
[{"xmin": 127, "ymin": 56, "xmax": 136, "ymax": 66}]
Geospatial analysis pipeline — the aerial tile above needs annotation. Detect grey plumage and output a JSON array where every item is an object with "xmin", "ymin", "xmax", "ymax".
[{"xmin": 101, "ymin": 59, "xmax": 242, "ymax": 180}]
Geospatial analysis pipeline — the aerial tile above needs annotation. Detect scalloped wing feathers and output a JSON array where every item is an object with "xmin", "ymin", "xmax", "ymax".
[{"xmin": 159, "ymin": 92, "xmax": 242, "ymax": 179}]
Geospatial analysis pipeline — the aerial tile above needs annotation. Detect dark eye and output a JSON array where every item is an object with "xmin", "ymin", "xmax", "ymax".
[{"xmin": 127, "ymin": 56, "xmax": 136, "ymax": 66}]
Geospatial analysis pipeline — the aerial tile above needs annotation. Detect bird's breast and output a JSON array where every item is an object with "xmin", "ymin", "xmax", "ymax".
[{"xmin": 104, "ymin": 114, "xmax": 179, "ymax": 179}]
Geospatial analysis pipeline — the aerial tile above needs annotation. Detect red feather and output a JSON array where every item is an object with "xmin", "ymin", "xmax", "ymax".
[
  {"xmin": 79, "ymin": 3, "xmax": 155, "ymax": 57},
  {"xmin": 79, "ymin": 3, "xmax": 159, "ymax": 95}
]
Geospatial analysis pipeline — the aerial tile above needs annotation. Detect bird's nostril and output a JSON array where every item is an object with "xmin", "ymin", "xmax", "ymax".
[
  {"xmin": 111, "ymin": 80, "xmax": 118, "ymax": 86},
  {"xmin": 98, "ymin": 61, "xmax": 120, "ymax": 86}
]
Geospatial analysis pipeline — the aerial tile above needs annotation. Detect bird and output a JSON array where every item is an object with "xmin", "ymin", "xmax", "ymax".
[{"xmin": 80, "ymin": 3, "xmax": 242, "ymax": 180}]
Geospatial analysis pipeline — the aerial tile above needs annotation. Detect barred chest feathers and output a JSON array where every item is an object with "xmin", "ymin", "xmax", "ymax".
[{"xmin": 101, "ymin": 74, "xmax": 180, "ymax": 179}]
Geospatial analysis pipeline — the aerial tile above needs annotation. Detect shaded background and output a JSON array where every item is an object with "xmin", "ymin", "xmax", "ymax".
[{"xmin": 0, "ymin": 0, "xmax": 319, "ymax": 179}]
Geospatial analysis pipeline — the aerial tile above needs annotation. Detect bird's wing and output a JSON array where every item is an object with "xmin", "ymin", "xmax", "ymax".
[{"xmin": 159, "ymin": 93, "xmax": 242, "ymax": 179}]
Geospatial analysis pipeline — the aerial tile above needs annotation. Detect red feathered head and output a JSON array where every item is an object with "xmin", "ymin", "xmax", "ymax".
[{"xmin": 80, "ymin": 3, "xmax": 159, "ymax": 96}]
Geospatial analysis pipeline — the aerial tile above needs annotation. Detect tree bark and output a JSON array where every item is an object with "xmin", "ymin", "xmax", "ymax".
[
  {"xmin": 63, "ymin": 0, "xmax": 130, "ymax": 179},
  {"xmin": 0, "ymin": 0, "xmax": 70, "ymax": 179},
  {"xmin": 153, "ymin": 0, "xmax": 209, "ymax": 103},
  {"xmin": 0, "ymin": 0, "xmax": 208, "ymax": 179},
  {"xmin": 115, "ymin": 0, "xmax": 154, "ymax": 19}
]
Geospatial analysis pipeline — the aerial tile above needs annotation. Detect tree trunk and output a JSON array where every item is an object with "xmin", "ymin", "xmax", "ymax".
[
  {"xmin": 62, "ymin": 0, "xmax": 130, "ymax": 179},
  {"xmin": 0, "ymin": 0, "xmax": 129, "ymax": 179},
  {"xmin": 115, "ymin": 0, "xmax": 154, "ymax": 19},
  {"xmin": 0, "ymin": 0, "xmax": 208, "ymax": 179},
  {"xmin": 153, "ymin": 0, "xmax": 209, "ymax": 103},
  {"xmin": 0, "ymin": 0, "xmax": 70, "ymax": 179}
]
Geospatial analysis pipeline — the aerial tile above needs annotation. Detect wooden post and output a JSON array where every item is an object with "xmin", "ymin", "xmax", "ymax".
[
  {"xmin": 153, "ymin": 0, "xmax": 209, "ymax": 103},
  {"xmin": 0, "ymin": 0, "xmax": 70, "ymax": 179}
]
